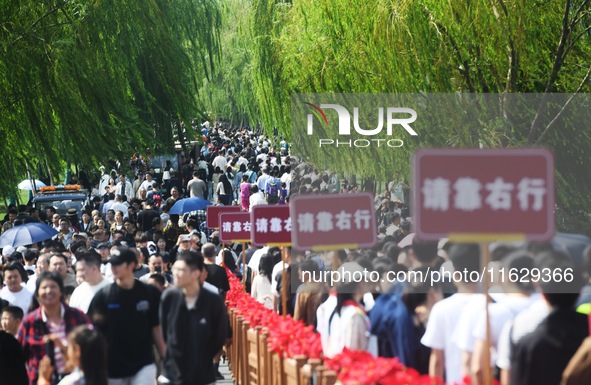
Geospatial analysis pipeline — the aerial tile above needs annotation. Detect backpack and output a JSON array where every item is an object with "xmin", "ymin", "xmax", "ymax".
[
  {"xmin": 246, "ymin": 170, "xmax": 257, "ymax": 184},
  {"xmin": 267, "ymin": 179, "xmax": 280, "ymax": 197}
]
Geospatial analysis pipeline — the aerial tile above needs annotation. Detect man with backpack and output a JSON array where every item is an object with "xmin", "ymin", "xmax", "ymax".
[
  {"xmin": 265, "ymin": 169, "xmax": 281, "ymax": 204},
  {"xmin": 245, "ymin": 163, "xmax": 258, "ymax": 185}
]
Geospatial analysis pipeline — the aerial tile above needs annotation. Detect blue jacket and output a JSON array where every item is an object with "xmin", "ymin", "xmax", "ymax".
[{"xmin": 369, "ymin": 287, "xmax": 417, "ymax": 367}]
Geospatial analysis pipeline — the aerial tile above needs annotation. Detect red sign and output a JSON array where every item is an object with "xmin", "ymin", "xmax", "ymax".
[
  {"xmin": 250, "ymin": 206, "xmax": 291, "ymax": 246},
  {"xmin": 413, "ymin": 149, "xmax": 555, "ymax": 241},
  {"xmin": 206, "ymin": 206, "xmax": 241, "ymax": 229},
  {"xmin": 219, "ymin": 212, "xmax": 251, "ymax": 243},
  {"xmin": 290, "ymin": 193, "xmax": 377, "ymax": 250}
]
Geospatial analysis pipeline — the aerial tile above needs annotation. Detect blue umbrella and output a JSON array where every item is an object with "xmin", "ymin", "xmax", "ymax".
[
  {"xmin": 0, "ymin": 222, "xmax": 59, "ymax": 247},
  {"xmin": 169, "ymin": 197, "xmax": 212, "ymax": 214}
]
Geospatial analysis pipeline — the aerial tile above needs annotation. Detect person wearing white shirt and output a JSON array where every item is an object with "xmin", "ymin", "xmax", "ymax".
[
  {"xmin": 237, "ymin": 154, "xmax": 248, "ymax": 168},
  {"xmin": 249, "ymin": 185, "xmax": 267, "ymax": 210},
  {"xmin": 319, "ymin": 262, "xmax": 373, "ymax": 358},
  {"xmin": 69, "ymin": 249, "xmax": 111, "ymax": 314},
  {"xmin": 97, "ymin": 243, "xmax": 115, "ymax": 281},
  {"xmin": 494, "ymin": 250, "xmax": 573, "ymax": 384},
  {"xmin": 0, "ymin": 262, "xmax": 33, "ymax": 314},
  {"xmin": 452, "ymin": 293, "xmax": 487, "ymax": 377},
  {"xmin": 280, "ymin": 170, "xmax": 291, "ymax": 194},
  {"xmin": 256, "ymin": 168, "xmax": 271, "ymax": 192},
  {"xmin": 270, "ymin": 253, "xmax": 290, "ymax": 313},
  {"xmin": 317, "ymin": 293, "xmax": 338, "ymax": 354},
  {"xmin": 115, "ymin": 173, "xmax": 134, "ymax": 199},
  {"xmin": 422, "ymin": 244, "xmax": 481, "ymax": 385},
  {"xmin": 139, "ymin": 173, "xmax": 156, "ymax": 193},
  {"xmin": 496, "ymin": 298, "xmax": 549, "ymax": 383},
  {"xmin": 470, "ymin": 252, "xmax": 536, "ymax": 385},
  {"xmin": 251, "ymin": 255, "xmax": 274, "ymax": 309},
  {"xmin": 212, "ymin": 151, "xmax": 228, "ymax": 172},
  {"xmin": 26, "ymin": 254, "xmax": 50, "ymax": 293},
  {"xmin": 247, "ymin": 246, "xmax": 270, "ymax": 277},
  {"xmin": 98, "ymin": 168, "xmax": 111, "ymax": 197}
]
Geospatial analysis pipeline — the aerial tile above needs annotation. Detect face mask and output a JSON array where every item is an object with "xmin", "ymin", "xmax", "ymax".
[{"xmin": 155, "ymin": 266, "xmax": 162, "ymax": 273}]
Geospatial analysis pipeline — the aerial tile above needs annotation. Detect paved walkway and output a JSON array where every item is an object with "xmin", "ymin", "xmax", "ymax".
[{"xmin": 218, "ymin": 359, "xmax": 234, "ymax": 384}]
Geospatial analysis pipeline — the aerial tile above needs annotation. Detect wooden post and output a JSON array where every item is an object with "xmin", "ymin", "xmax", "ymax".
[
  {"xmin": 281, "ymin": 246, "xmax": 288, "ymax": 316},
  {"xmin": 283, "ymin": 355, "xmax": 307, "ymax": 385},
  {"xmin": 321, "ymin": 370, "xmax": 337, "ymax": 385},
  {"xmin": 227, "ymin": 307, "xmax": 236, "ymax": 381},
  {"xmin": 247, "ymin": 327, "xmax": 261, "ymax": 385},
  {"xmin": 236, "ymin": 316, "xmax": 244, "ymax": 385},
  {"xmin": 481, "ymin": 243, "xmax": 492, "ymax": 385},
  {"xmin": 300, "ymin": 359, "xmax": 322, "ymax": 385},
  {"xmin": 259, "ymin": 328, "xmax": 270, "ymax": 385},
  {"xmin": 242, "ymin": 242, "xmax": 248, "ymax": 286},
  {"xmin": 242, "ymin": 320, "xmax": 250, "ymax": 385}
]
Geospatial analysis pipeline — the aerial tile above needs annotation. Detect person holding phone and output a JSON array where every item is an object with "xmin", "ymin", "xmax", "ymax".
[
  {"xmin": 37, "ymin": 325, "xmax": 108, "ymax": 385},
  {"xmin": 140, "ymin": 254, "xmax": 172, "ymax": 285}
]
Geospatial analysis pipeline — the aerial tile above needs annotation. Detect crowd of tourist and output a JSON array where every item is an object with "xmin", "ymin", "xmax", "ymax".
[{"xmin": 0, "ymin": 121, "xmax": 590, "ymax": 385}]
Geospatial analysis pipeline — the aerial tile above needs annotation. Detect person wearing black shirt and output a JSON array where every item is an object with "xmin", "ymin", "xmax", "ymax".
[
  {"xmin": 159, "ymin": 251, "xmax": 228, "ymax": 385},
  {"xmin": 136, "ymin": 200, "xmax": 160, "ymax": 232},
  {"xmin": 88, "ymin": 247, "xmax": 165, "ymax": 384},
  {"xmin": 201, "ymin": 243, "xmax": 230, "ymax": 302},
  {"xmin": 0, "ymin": 330, "xmax": 28, "ymax": 385},
  {"xmin": 511, "ymin": 258, "xmax": 587, "ymax": 385}
]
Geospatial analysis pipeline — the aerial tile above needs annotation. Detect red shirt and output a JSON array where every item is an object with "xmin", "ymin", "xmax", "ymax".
[{"xmin": 17, "ymin": 304, "xmax": 91, "ymax": 385}]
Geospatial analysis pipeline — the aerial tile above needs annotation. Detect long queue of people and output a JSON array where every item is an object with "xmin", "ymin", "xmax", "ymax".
[
  {"xmin": 250, "ymin": 239, "xmax": 591, "ymax": 385},
  {"xmin": 0, "ymin": 124, "xmax": 293, "ymax": 385},
  {"xmin": 1, "ymin": 121, "xmax": 591, "ymax": 385}
]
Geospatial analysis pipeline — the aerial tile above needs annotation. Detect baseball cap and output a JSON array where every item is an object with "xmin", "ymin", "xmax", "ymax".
[
  {"xmin": 96, "ymin": 242, "xmax": 110, "ymax": 249},
  {"xmin": 108, "ymin": 247, "xmax": 137, "ymax": 266}
]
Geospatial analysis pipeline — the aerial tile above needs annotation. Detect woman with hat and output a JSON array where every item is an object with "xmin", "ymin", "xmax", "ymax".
[{"xmin": 65, "ymin": 209, "xmax": 80, "ymax": 232}]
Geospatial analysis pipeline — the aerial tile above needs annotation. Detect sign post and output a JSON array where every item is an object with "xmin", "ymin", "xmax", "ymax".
[
  {"xmin": 290, "ymin": 192, "xmax": 377, "ymax": 251},
  {"xmin": 413, "ymin": 149, "xmax": 555, "ymax": 385},
  {"xmin": 413, "ymin": 149, "xmax": 555, "ymax": 241},
  {"xmin": 207, "ymin": 206, "xmax": 242, "ymax": 270},
  {"xmin": 251, "ymin": 206, "xmax": 292, "ymax": 315},
  {"xmin": 219, "ymin": 212, "xmax": 252, "ymax": 286},
  {"xmin": 206, "ymin": 206, "xmax": 241, "ymax": 230},
  {"xmin": 290, "ymin": 193, "xmax": 378, "ymax": 320}
]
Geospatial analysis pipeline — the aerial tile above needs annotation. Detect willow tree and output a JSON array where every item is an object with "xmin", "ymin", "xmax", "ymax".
[
  {"xmin": 243, "ymin": 0, "xmax": 591, "ymax": 216},
  {"xmin": 0, "ymin": 0, "xmax": 221, "ymax": 196},
  {"xmin": 200, "ymin": 0, "xmax": 260, "ymax": 127}
]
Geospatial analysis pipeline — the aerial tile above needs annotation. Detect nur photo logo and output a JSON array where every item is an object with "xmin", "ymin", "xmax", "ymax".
[{"xmin": 303, "ymin": 101, "xmax": 418, "ymax": 148}]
